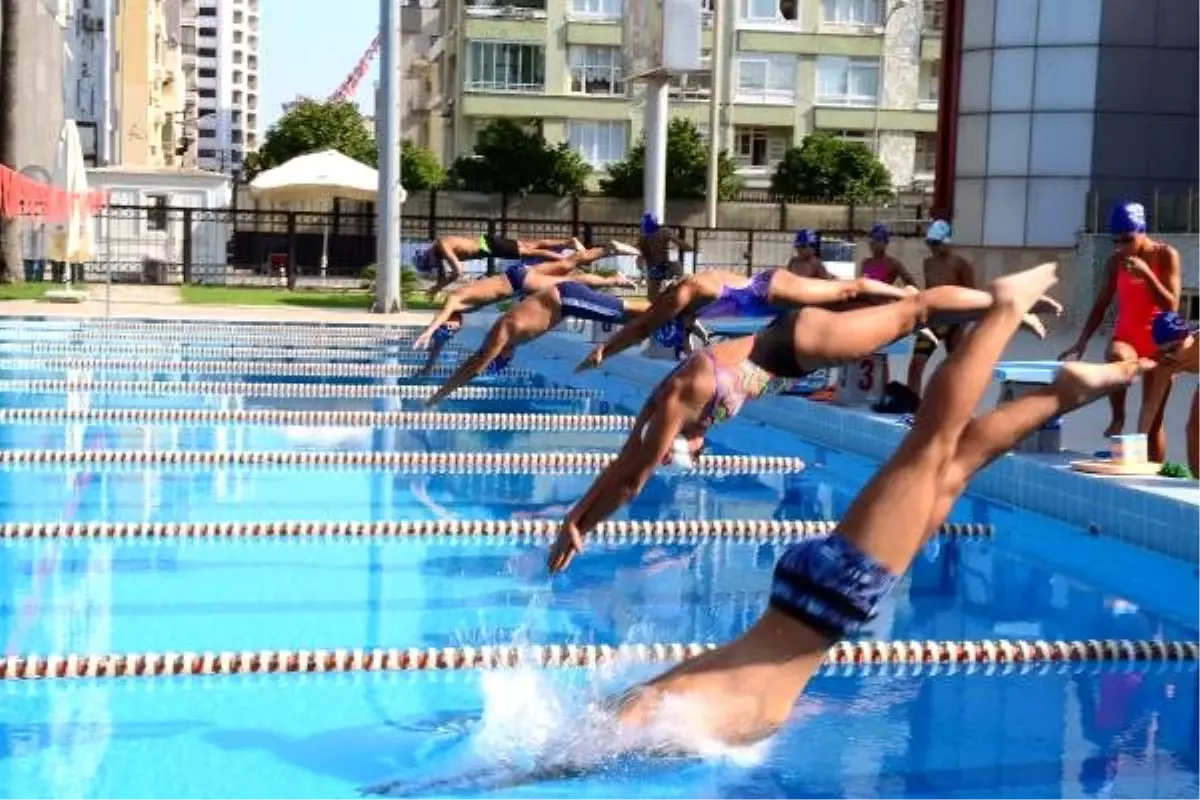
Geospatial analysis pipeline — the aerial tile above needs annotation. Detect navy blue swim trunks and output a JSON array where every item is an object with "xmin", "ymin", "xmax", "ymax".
[{"xmin": 557, "ymin": 281, "xmax": 625, "ymax": 323}]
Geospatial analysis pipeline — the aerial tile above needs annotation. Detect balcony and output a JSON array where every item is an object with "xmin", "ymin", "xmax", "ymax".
[{"xmin": 465, "ymin": 0, "xmax": 547, "ymax": 17}]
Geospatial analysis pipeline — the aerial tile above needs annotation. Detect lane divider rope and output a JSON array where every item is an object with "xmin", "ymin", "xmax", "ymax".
[
  {"xmin": 0, "ymin": 321, "xmax": 424, "ymax": 336},
  {"xmin": 0, "ymin": 450, "xmax": 806, "ymax": 473},
  {"xmin": 8, "ymin": 357, "xmax": 532, "ymax": 379},
  {"xmin": 0, "ymin": 518, "xmax": 994, "ymax": 540},
  {"xmin": 0, "ymin": 407, "xmax": 637, "ymax": 430},
  {"xmin": 3, "ymin": 639, "xmax": 1194, "ymax": 681},
  {"xmin": 0, "ymin": 379, "xmax": 598, "ymax": 400},
  {"xmin": 0, "ymin": 343, "xmax": 463, "ymax": 363},
  {"xmin": 0, "ymin": 332, "xmax": 428, "ymax": 347}
]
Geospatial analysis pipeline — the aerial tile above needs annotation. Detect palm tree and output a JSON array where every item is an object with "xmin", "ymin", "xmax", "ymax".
[{"xmin": 0, "ymin": 0, "xmax": 22, "ymax": 283}]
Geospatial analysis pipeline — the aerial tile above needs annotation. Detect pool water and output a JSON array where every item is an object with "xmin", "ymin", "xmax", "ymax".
[{"xmin": 0, "ymin": 318, "xmax": 1195, "ymax": 799}]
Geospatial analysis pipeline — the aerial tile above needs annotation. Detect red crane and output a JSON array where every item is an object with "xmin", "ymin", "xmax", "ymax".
[{"xmin": 286, "ymin": 34, "xmax": 382, "ymax": 110}]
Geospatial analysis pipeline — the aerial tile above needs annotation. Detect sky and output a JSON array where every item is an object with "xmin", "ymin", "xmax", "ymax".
[{"xmin": 258, "ymin": 0, "xmax": 380, "ymax": 132}]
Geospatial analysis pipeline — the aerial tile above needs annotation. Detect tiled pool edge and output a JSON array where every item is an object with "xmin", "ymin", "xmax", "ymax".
[{"xmin": 463, "ymin": 323, "xmax": 1198, "ymax": 565}]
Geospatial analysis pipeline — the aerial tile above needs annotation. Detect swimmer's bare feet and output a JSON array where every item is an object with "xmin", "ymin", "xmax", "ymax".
[
  {"xmin": 614, "ymin": 609, "xmax": 825, "ymax": 747},
  {"xmin": 1020, "ymin": 313, "xmax": 1047, "ymax": 339},
  {"xmin": 1055, "ymin": 359, "xmax": 1154, "ymax": 406},
  {"xmin": 991, "ymin": 263, "xmax": 1059, "ymax": 314},
  {"xmin": 1033, "ymin": 295, "xmax": 1064, "ymax": 317},
  {"xmin": 571, "ymin": 237, "xmax": 586, "ymax": 252}
]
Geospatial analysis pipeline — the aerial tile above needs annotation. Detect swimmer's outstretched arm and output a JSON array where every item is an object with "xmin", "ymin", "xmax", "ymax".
[
  {"xmin": 425, "ymin": 317, "xmax": 515, "ymax": 407},
  {"xmin": 414, "ymin": 296, "xmax": 470, "ymax": 349},
  {"xmin": 549, "ymin": 395, "xmax": 684, "ymax": 574},
  {"xmin": 578, "ymin": 282, "xmax": 702, "ymax": 370},
  {"xmin": 612, "ymin": 266, "xmax": 1150, "ymax": 748}
]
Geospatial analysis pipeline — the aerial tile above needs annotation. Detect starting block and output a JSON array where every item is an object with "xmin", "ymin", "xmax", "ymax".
[
  {"xmin": 993, "ymin": 360, "xmax": 1064, "ymax": 453},
  {"xmin": 834, "ymin": 339, "xmax": 911, "ymax": 408}
]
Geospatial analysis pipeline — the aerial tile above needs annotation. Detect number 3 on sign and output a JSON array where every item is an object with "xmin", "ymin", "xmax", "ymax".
[{"xmin": 857, "ymin": 357, "xmax": 874, "ymax": 391}]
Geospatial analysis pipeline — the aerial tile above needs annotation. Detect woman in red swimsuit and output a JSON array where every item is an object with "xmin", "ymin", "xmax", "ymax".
[{"xmin": 1060, "ymin": 201, "xmax": 1181, "ymax": 460}]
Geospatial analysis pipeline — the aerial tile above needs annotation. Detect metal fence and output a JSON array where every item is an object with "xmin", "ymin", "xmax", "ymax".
[{"xmin": 21, "ymin": 203, "xmax": 933, "ymax": 288}]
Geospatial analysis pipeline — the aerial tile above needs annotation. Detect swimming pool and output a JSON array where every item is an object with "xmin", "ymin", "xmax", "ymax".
[{"xmin": 0, "ymin": 316, "xmax": 1195, "ymax": 799}]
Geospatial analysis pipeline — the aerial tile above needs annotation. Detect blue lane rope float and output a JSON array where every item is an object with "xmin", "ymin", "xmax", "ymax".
[
  {"xmin": 0, "ymin": 408, "xmax": 637, "ymax": 430},
  {"xmin": 0, "ymin": 449, "xmax": 807, "ymax": 474},
  {"xmin": 0, "ymin": 518, "xmax": 995, "ymax": 541},
  {"xmin": 7, "ymin": 357, "xmax": 533, "ymax": 379},
  {"xmin": 2, "ymin": 639, "xmax": 1194, "ymax": 681},
  {"xmin": 0, "ymin": 379, "xmax": 599, "ymax": 400}
]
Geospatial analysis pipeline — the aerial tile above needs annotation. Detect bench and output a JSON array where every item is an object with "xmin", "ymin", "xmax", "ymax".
[{"xmin": 993, "ymin": 360, "xmax": 1063, "ymax": 453}]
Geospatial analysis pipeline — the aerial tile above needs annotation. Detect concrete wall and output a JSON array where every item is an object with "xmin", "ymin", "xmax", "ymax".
[{"xmin": 7, "ymin": 1, "xmax": 68, "ymax": 176}]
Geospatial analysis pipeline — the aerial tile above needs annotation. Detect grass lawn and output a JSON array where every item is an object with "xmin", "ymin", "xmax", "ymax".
[
  {"xmin": 179, "ymin": 285, "xmax": 439, "ymax": 311},
  {"xmin": 0, "ymin": 283, "xmax": 86, "ymax": 301}
]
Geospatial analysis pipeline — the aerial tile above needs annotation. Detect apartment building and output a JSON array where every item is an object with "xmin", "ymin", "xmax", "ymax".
[
  {"xmin": 427, "ymin": 0, "xmax": 942, "ymax": 188},
  {"xmin": 179, "ymin": 0, "xmax": 261, "ymax": 173},
  {"xmin": 66, "ymin": 0, "xmax": 118, "ymax": 166},
  {"xmin": 111, "ymin": 0, "xmax": 187, "ymax": 168},
  {"xmin": 6, "ymin": 1, "xmax": 69, "ymax": 176}
]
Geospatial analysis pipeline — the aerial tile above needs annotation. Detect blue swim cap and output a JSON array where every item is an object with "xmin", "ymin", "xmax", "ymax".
[
  {"xmin": 641, "ymin": 213, "xmax": 661, "ymax": 236},
  {"xmin": 414, "ymin": 248, "xmax": 435, "ymax": 274},
  {"xmin": 652, "ymin": 319, "xmax": 686, "ymax": 350},
  {"xmin": 431, "ymin": 324, "xmax": 456, "ymax": 344},
  {"xmin": 1152, "ymin": 311, "xmax": 1194, "ymax": 347},
  {"xmin": 794, "ymin": 228, "xmax": 819, "ymax": 248},
  {"xmin": 1109, "ymin": 202, "xmax": 1147, "ymax": 236},
  {"xmin": 926, "ymin": 219, "xmax": 952, "ymax": 244},
  {"xmin": 486, "ymin": 351, "xmax": 514, "ymax": 374},
  {"xmin": 868, "ymin": 223, "xmax": 890, "ymax": 243}
]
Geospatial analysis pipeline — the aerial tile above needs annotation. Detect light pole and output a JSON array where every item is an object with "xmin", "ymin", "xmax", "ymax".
[
  {"xmin": 704, "ymin": 0, "xmax": 729, "ymax": 229},
  {"xmin": 871, "ymin": 0, "xmax": 908, "ymax": 158}
]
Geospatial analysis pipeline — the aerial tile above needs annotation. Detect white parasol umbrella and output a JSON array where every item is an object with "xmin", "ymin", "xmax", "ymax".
[
  {"xmin": 249, "ymin": 149, "xmax": 405, "ymax": 279},
  {"xmin": 45, "ymin": 119, "xmax": 95, "ymax": 301}
]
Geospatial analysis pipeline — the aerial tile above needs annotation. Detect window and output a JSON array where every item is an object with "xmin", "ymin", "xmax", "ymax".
[
  {"xmin": 821, "ymin": 0, "xmax": 878, "ymax": 26},
  {"xmin": 568, "ymin": 121, "xmax": 627, "ymax": 167},
  {"xmin": 735, "ymin": 53, "xmax": 796, "ymax": 103},
  {"xmin": 197, "ymin": 148, "xmax": 216, "ymax": 158},
  {"xmin": 742, "ymin": 0, "xmax": 797, "ymax": 23},
  {"xmin": 570, "ymin": 0, "xmax": 621, "ymax": 18},
  {"xmin": 568, "ymin": 46, "xmax": 623, "ymax": 95},
  {"xmin": 233, "ymin": 30, "xmax": 243, "ymax": 43},
  {"xmin": 145, "ymin": 195, "xmax": 169, "ymax": 231},
  {"xmin": 914, "ymin": 131, "xmax": 936, "ymax": 174},
  {"xmin": 198, "ymin": 88, "xmax": 216, "ymax": 99},
  {"xmin": 198, "ymin": 6, "xmax": 216, "ymax": 15},
  {"xmin": 198, "ymin": 26, "xmax": 216, "ymax": 37},
  {"xmin": 467, "ymin": 42, "xmax": 545, "ymax": 92},
  {"xmin": 918, "ymin": 59, "xmax": 939, "ymax": 105},
  {"xmin": 198, "ymin": 67, "xmax": 216, "ymax": 78},
  {"xmin": 734, "ymin": 126, "xmax": 788, "ymax": 168},
  {"xmin": 827, "ymin": 128, "xmax": 873, "ymax": 151},
  {"xmin": 198, "ymin": 128, "xmax": 215, "ymax": 139},
  {"xmin": 816, "ymin": 56, "xmax": 878, "ymax": 106},
  {"xmin": 234, "ymin": 10, "xmax": 243, "ymax": 23},
  {"xmin": 924, "ymin": 0, "xmax": 944, "ymax": 30},
  {"xmin": 233, "ymin": 70, "xmax": 243, "ymax": 83},
  {"xmin": 197, "ymin": 47, "xmax": 217, "ymax": 57}
]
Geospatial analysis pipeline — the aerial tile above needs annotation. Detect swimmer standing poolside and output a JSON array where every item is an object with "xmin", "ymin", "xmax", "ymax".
[
  {"xmin": 418, "ymin": 233, "xmax": 581, "ymax": 298},
  {"xmin": 1061, "ymin": 201, "xmax": 1182, "ymax": 461},
  {"xmin": 906, "ymin": 219, "xmax": 977, "ymax": 399},
  {"xmin": 548, "ymin": 272, "xmax": 1062, "ymax": 574},
  {"xmin": 424, "ymin": 282, "xmax": 651, "ymax": 406},
  {"xmin": 860, "ymin": 224, "xmax": 917, "ymax": 287},
  {"xmin": 1139, "ymin": 311, "xmax": 1198, "ymax": 477},
  {"xmin": 578, "ymin": 268, "xmax": 913, "ymax": 370},
  {"xmin": 786, "ymin": 229, "xmax": 833, "ymax": 279},
  {"xmin": 607, "ymin": 264, "xmax": 1153, "ymax": 748},
  {"xmin": 637, "ymin": 214, "xmax": 692, "ymax": 299}
]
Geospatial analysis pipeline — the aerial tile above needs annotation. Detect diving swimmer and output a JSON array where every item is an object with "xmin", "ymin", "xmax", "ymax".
[
  {"xmin": 577, "ymin": 268, "xmax": 915, "ymax": 370},
  {"xmin": 548, "ymin": 277, "xmax": 1063, "ymax": 574},
  {"xmin": 424, "ymin": 282, "xmax": 651, "ymax": 406},
  {"xmin": 417, "ymin": 233, "xmax": 583, "ymax": 297},
  {"xmin": 1060, "ymin": 201, "xmax": 1182, "ymax": 461},
  {"xmin": 603, "ymin": 263, "xmax": 1151, "ymax": 748}
]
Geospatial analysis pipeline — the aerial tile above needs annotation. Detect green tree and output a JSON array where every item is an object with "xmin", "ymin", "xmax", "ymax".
[
  {"xmin": 600, "ymin": 118, "xmax": 741, "ymax": 201},
  {"xmin": 401, "ymin": 140, "xmax": 446, "ymax": 191},
  {"xmin": 448, "ymin": 119, "xmax": 589, "ymax": 196},
  {"xmin": 770, "ymin": 133, "xmax": 892, "ymax": 203},
  {"xmin": 246, "ymin": 100, "xmax": 376, "ymax": 179}
]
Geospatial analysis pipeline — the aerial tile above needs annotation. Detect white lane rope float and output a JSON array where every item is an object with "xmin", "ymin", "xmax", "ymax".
[
  {"xmin": 0, "ymin": 407, "xmax": 637, "ymax": 430},
  {"xmin": 0, "ymin": 379, "xmax": 598, "ymax": 400},
  {"xmin": 0, "ymin": 331, "xmax": 429, "ymax": 348},
  {"xmin": 2, "ymin": 639, "xmax": 1194, "ymax": 681},
  {"xmin": 5, "ymin": 357, "xmax": 533, "ymax": 380},
  {"xmin": 0, "ymin": 343, "xmax": 466, "ymax": 363},
  {"xmin": 0, "ymin": 518, "xmax": 995, "ymax": 541},
  {"xmin": 0, "ymin": 450, "xmax": 807, "ymax": 474},
  {"xmin": 0, "ymin": 320, "xmax": 424, "ymax": 337}
]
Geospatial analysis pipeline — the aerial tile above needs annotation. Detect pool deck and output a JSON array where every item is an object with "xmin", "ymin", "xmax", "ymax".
[{"xmin": 3, "ymin": 295, "xmax": 1196, "ymax": 564}]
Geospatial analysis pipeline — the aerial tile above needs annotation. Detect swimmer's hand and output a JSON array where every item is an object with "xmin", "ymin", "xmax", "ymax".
[
  {"xmin": 413, "ymin": 330, "xmax": 434, "ymax": 350},
  {"xmin": 548, "ymin": 519, "xmax": 586, "ymax": 574},
  {"xmin": 577, "ymin": 347, "xmax": 603, "ymax": 372},
  {"xmin": 1122, "ymin": 256, "xmax": 1153, "ymax": 277}
]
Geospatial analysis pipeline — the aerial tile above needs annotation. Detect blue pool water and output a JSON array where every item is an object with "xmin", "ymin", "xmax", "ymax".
[{"xmin": 0, "ymin": 318, "xmax": 1195, "ymax": 799}]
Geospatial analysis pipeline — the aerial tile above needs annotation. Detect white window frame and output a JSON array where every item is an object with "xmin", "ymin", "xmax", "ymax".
[
  {"xmin": 735, "ymin": 53, "xmax": 797, "ymax": 105},
  {"xmin": 669, "ymin": 53, "xmax": 712, "ymax": 100},
  {"xmin": 740, "ymin": 0, "xmax": 799, "ymax": 26},
  {"xmin": 914, "ymin": 131, "xmax": 937, "ymax": 176},
  {"xmin": 733, "ymin": 126, "xmax": 790, "ymax": 169},
  {"xmin": 567, "ymin": 45, "xmax": 625, "ymax": 96},
  {"xmin": 569, "ymin": 0, "xmax": 622, "ymax": 20},
  {"xmin": 917, "ymin": 59, "xmax": 939, "ymax": 109},
  {"xmin": 568, "ymin": 120, "xmax": 628, "ymax": 168},
  {"xmin": 820, "ymin": 0, "xmax": 879, "ymax": 28},
  {"xmin": 825, "ymin": 128, "xmax": 874, "ymax": 152},
  {"xmin": 815, "ymin": 55, "xmax": 879, "ymax": 107},
  {"xmin": 466, "ymin": 41, "xmax": 546, "ymax": 93}
]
